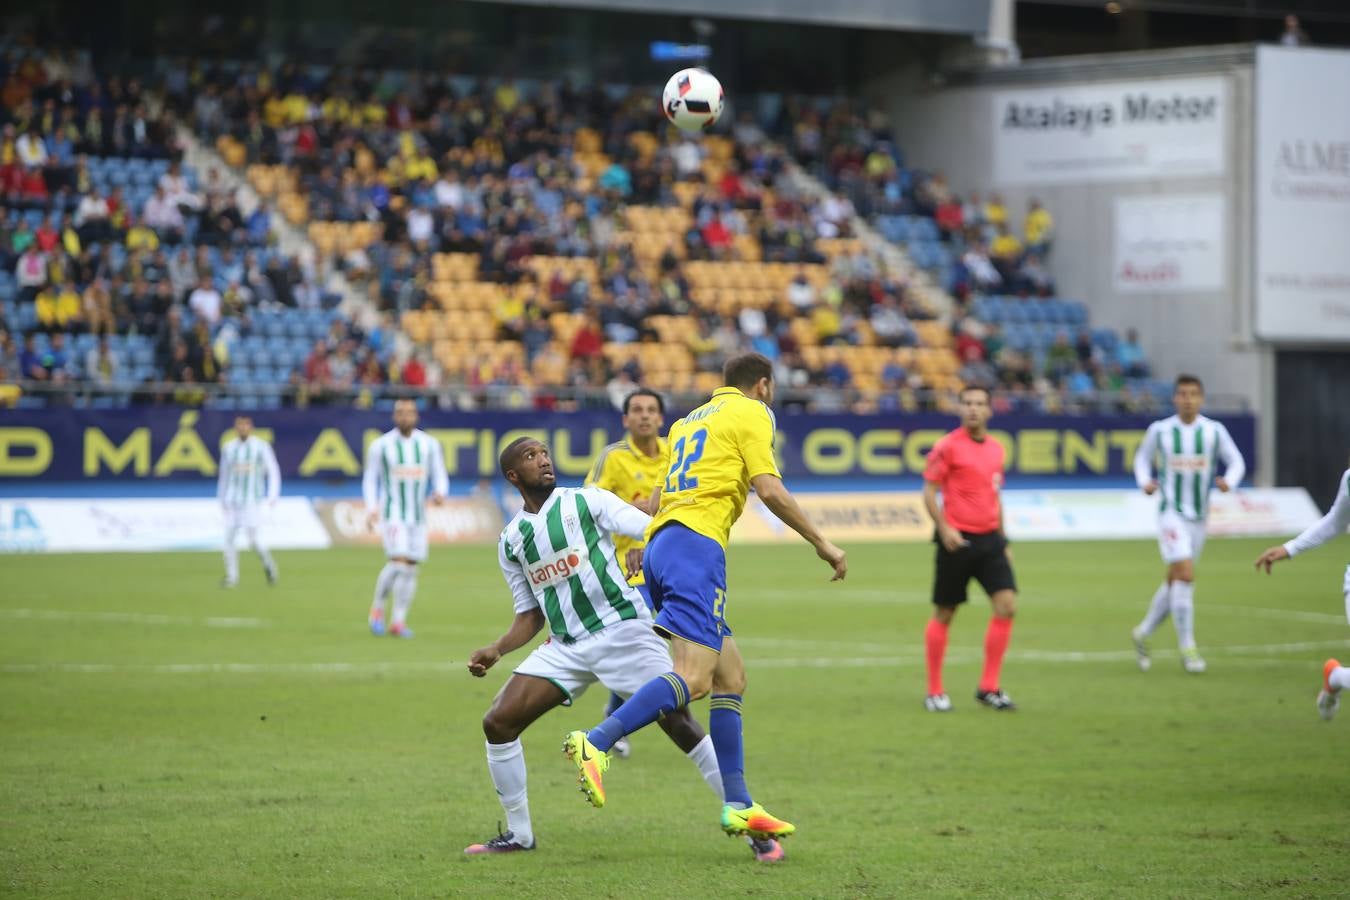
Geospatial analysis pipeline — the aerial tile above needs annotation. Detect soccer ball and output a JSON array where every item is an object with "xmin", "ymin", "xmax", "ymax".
[{"xmin": 662, "ymin": 68, "xmax": 724, "ymax": 133}]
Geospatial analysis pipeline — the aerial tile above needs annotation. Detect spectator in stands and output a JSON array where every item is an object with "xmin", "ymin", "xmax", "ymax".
[
  {"xmin": 1015, "ymin": 252, "xmax": 1055, "ymax": 296},
  {"xmin": 935, "ymin": 194, "xmax": 964, "ymax": 238},
  {"xmin": 188, "ymin": 276, "xmax": 222, "ymax": 327},
  {"xmin": 143, "ymin": 187, "xmax": 185, "ymax": 243},
  {"xmin": 34, "ymin": 215, "xmax": 60, "ymax": 254},
  {"xmin": 19, "ymin": 333, "xmax": 48, "ymax": 381},
  {"xmin": 45, "ymin": 332, "xmax": 73, "ymax": 383},
  {"xmin": 328, "ymin": 341, "xmax": 356, "ymax": 391},
  {"xmin": 871, "ymin": 297, "xmax": 916, "ymax": 348},
  {"xmin": 961, "ymin": 242, "xmax": 1002, "ymax": 292},
  {"xmin": 812, "ymin": 300, "xmax": 843, "ymax": 346},
  {"xmin": 989, "ymin": 223, "xmax": 1023, "ymax": 282},
  {"xmin": 74, "ymin": 188, "xmax": 112, "ymax": 244},
  {"xmin": 569, "ymin": 312, "xmax": 604, "ymax": 363},
  {"xmin": 1281, "ymin": 14, "xmax": 1310, "ymax": 46},
  {"xmin": 82, "ymin": 278, "xmax": 114, "ymax": 335},
  {"xmin": 159, "ymin": 161, "xmax": 201, "ymax": 212},
  {"xmin": 16, "ymin": 127, "xmax": 48, "ymax": 168},
  {"xmin": 1045, "ymin": 331, "xmax": 1077, "ymax": 381},
  {"xmin": 1074, "ymin": 327, "xmax": 1100, "ymax": 367},
  {"xmin": 401, "ymin": 353, "xmax": 427, "ymax": 388},
  {"xmin": 303, "ymin": 339, "xmax": 331, "ymax": 387},
  {"xmin": 1118, "ymin": 328, "xmax": 1149, "ymax": 378},
  {"xmin": 36, "ymin": 280, "xmax": 83, "ymax": 333},
  {"xmin": 786, "ymin": 268, "xmax": 816, "ymax": 313},
  {"xmin": 125, "ymin": 216, "xmax": 160, "ymax": 252},
  {"xmin": 84, "ymin": 334, "xmax": 121, "ymax": 386},
  {"xmin": 983, "ymin": 193, "xmax": 1008, "ymax": 229},
  {"xmin": 1023, "ymin": 199, "xmax": 1054, "ymax": 256},
  {"xmin": 701, "ymin": 212, "xmax": 733, "ymax": 257},
  {"xmin": 15, "ymin": 243, "xmax": 46, "ymax": 305}
]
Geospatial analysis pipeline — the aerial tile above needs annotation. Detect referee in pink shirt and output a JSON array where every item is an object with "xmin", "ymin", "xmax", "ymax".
[{"xmin": 921, "ymin": 386, "xmax": 1018, "ymax": 712}]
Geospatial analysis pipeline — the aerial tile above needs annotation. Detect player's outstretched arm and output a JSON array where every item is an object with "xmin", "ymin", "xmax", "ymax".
[
  {"xmin": 1259, "ymin": 471, "xmax": 1350, "ymax": 572},
  {"xmin": 468, "ymin": 609, "xmax": 546, "ymax": 677},
  {"xmin": 750, "ymin": 473, "xmax": 846, "ymax": 581},
  {"xmin": 1214, "ymin": 422, "xmax": 1246, "ymax": 492},
  {"xmin": 1134, "ymin": 422, "xmax": 1160, "ymax": 494}
]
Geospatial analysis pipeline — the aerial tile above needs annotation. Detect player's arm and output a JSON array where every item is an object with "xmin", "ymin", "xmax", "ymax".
[
  {"xmin": 921, "ymin": 437, "xmax": 965, "ymax": 551},
  {"xmin": 362, "ymin": 440, "xmax": 381, "ymax": 529},
  {"xmin": 216, "ymin": 441, "xmax": 229, "ymax": 503},
  {"xmin": 1256, "ymin": 471, "xmax": 1350, "ymax": 572},
  {"xmin": 740, "ymin": 405, "xmax": 846, "ymax": 580},
  {"xmin": 263, "ymin": 441, "xmax": 281, "ymax": 504},
  {"xmin": 429, "ymin": 437, "xmax": 449, "ymax": 504},
  {"xmin": 584, "ymin": 487, "xmax": 652, "ymax": 540},
  {"xmin": 468, "ymin": 543, "xmax": 547, "ymax": 676},
  {"xmin": 1134, "ymin": 422, "xmax": 1160, "ymax": 494},
  {"xmin": 751, "ymin": 474, "xmax": 847, "ymax": 581},
  {"xmin": 1213, "ymin": 422, "xmax": 1246, "ymax": 493}
]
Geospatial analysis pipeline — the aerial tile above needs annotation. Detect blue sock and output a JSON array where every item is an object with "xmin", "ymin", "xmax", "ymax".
[
  {"xmin": 709, "ymin": 694, "xmax": 751, "ymax": 807},
  {"xmin": 603, "ymin": 691, "xmax": 623, "ymax": 718},
  {"xmin": 588, "ymin": 672, "xmax": 690, "ymax": 752}
]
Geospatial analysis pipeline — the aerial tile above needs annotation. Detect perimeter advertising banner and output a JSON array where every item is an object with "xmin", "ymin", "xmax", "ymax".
[
  {"xmin": 1254, "ymin": 45, "xmax": 1350, "ymax": 342},
  {"xmin": 0, "ymin": 408, "xmax": 1257, "ymax": 484},
  {"xmin": 992, "ymin": 75, "xmax": 1227, "ymax": 186}
]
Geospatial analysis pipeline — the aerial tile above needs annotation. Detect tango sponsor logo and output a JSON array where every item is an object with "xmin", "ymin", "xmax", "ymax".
[{"xmin": 529, "ymin": 549, "xmax": 587, "ymax": 588}]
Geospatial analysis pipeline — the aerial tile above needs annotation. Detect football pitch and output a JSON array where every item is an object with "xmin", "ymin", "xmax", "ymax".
[{"xmin": 2, "ymin": 540, "xmax": 1348, "ymax": 898}]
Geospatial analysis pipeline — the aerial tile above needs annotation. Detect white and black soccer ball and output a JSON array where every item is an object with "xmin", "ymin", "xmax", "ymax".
[{"xmin": 662, "ymin": 68, "xmax": 724, "ymax": 133}]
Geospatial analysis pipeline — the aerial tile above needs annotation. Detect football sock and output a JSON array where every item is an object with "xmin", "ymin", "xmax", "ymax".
[
  {"xmin": 248, "ymin": 528, "xmax": 276, "ymax": 576},
  {"xmin": 686, "ymin": 734, "xmax": 724, "ymax": 801},
  {"xmin": 709, "ymin": 693, "xmax": 751, "ymax": 808},
  {"xmin": 391, "ymin": 563, "xmax": 418, "ymax": 627},
  {"xmin": 604, "ymin": 691, "xmax": 623, "ymax": 718},
  {"xmin": 587, "ymin": 672, "xmax": 689, "ymax": 752},
  {"xmin": 371, "ymin": 561, "xmax": 400, "ymax": 616},
  {"xmin": 485, "ymin": 739, "xmax": 532, "ymax": 846},
  {"xmin": 1170, "ymin": 581, "xmax": 1196, "ymax": 651},
  {"xmin": 980, "ymin": 616, "xmax": 1014, "ymax": 693},
  {"xmin": 1330, "ymin": 666, "xmax": 1350, "ymax": 692},
  {"xmin": 223, "ymin": 526, "xmax": 240, "ymax": 582},
  {"xmin": 1137, "ymin": 581, "xmax": 1171, "ymax": 636},
  {"xmin": 925, "ymin": 618, "xmax": 949, "ymax": 696}
]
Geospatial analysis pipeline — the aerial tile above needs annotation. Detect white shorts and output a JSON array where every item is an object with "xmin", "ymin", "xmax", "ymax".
[
  {"xmin": 513, "ymin": 618, "xmax": 669, "ymax": 705},
  {"xmin": 223, "ymin": 506, "xmax": 262, "ymax": 531},
  {"xmin": 1157, "ymin": 511, "xmax": 1207, "ymax": 564},
  {"xmin": 383, "ymin": 521, "xmax": 428, "ymax": 563}
]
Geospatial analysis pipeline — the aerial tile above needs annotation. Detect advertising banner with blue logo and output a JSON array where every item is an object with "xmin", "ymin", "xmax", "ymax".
[{"xmin": 0, "ymin": 408, "xmax": 1256, "ymax": 484}]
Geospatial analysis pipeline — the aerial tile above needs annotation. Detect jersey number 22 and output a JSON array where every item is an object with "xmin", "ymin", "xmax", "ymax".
[{"xmin": 665, "ymin": 428, "xmax": 708, "ymax": 493}]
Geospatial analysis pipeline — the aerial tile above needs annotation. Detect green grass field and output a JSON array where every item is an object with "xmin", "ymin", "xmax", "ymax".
[{"xmin": 2, "ymin": 539, "xmax": 1348, "ymax": 898}]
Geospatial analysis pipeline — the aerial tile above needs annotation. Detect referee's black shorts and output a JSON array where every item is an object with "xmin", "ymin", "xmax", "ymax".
[{"xmin": 932, "ymin": 530, "xmax": 1016, "ymax": 607}]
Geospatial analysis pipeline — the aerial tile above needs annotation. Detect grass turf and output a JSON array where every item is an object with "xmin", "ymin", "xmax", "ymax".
[{"xmin": 2, "ymin": 539, "xmax": 1348, "ymax": 898}]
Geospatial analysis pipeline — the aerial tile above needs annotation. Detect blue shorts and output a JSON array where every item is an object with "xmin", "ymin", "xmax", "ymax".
[
  {"xmin": 644, "ymin": 523, "xmax": 732, "ymax": 652},
  {"xmin": 635, "ymin": 582, "xmax": 653, "ymax": 611}
]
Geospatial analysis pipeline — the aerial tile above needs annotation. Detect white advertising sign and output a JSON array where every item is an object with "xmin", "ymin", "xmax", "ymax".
[
  {"xmin": 1002, "ymin": 488, "xmax": 1322, "ymax": 542},
  {"xmin": 992, "ymin": 76, "xmax": 1227, "ymax": 186},
  {"xmin": 1113, "ymin": 194, "xmax": 1225, "ymax": 293},
  {"xmin": 0, "ymin": 498, "xmax": 331, "ymax": 553},
  {"xmin": 1254, "ymin": 46, "xmax": 1350, "ymax": 342}
]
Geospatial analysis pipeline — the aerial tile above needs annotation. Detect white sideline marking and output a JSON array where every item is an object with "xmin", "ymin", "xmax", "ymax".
[
  {"xmin": 0, "ymin": 609, "xmax": 267, "ymax": 629},
  {"xmin": 1208, "ymin": 604, "xmax": 1348, "ymax": 625},
  {"xmin": 3, "ymin": 638, "xmax": 1345, "ymax": 676}
]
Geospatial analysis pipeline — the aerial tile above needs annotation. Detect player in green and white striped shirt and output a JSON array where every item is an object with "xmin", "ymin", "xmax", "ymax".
[
  {"xmin": 362, "ymin": 399, "xmax": 448, "ymax": 638},
  {"xmin": 1131, "ymin": 375, "xmax": 1246, "ymax": 673},
  {"xmin": 461, "ymin": 437, "xmax": 729, "ymax": 856},
  {"xmin": 217, "ymin": 415, "xmax": 280, "ymax": 588}
]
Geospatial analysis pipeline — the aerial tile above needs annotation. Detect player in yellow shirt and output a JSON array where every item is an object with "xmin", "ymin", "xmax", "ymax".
[
  {"xmin": 564, "ymin": 353, "xmax": 847, "ymax": 845},
  {"xmin": 584, "ymin": 388, "xmax": 668, "ymax": 760}
]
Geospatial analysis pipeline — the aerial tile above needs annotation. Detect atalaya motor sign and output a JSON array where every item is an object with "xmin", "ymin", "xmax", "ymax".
[{"xmin": 992, "ymin": 76, "xmax": 1227, "ymax": 185}]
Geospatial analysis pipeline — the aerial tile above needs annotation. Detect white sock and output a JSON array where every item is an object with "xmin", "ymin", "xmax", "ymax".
[
  {"xmin": 248, "ymin": 528, "xmax": 276, "ymax": 575},
  {"xmin": 1330, "ymin": 667, "xmax": 1350, "ymax": 693},
  {"xmin": 686, "ymin": 734, "xmax": 723, "ymax": 802},
  {"xmin": 223, "ymin": 526, "xmax": 240, "ymax": 582},
  {"xmin": 371, "ymin": 562, "xmax": 400, "ymax": 616},
  {"xmin": 485, "ymin": 739, "xmax": 532, "ymax": 845},
  {"xmin": 392, "ymin": 563, "xmax": 418, "ymax": 627},
  {"xmin": 1137, "ymin": 582, "xmax": 1171, "ymax": 637},
  {"xmin": 1170, "ymin": 581, "xmax": 1196, "ymax": 651}
]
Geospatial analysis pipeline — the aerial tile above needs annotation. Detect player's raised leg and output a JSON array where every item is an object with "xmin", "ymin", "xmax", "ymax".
[
  {"xmin": 465, "ymin": 674, "xmax": 568, "ymax": 854},
  {"xmin": 1318, "ymin": 658, "xmax": 1348, "ymax": 722}
]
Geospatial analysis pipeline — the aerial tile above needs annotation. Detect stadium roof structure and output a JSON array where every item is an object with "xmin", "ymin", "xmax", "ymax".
[{"xmin": 463, "ymin": 0, "xmax": 992, "ymax": 34}]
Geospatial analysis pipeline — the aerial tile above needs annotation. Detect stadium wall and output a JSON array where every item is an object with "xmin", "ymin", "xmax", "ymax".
[{"xmin": 871, "ymin": 45, "xmax": 1273, "ymax": 479}]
